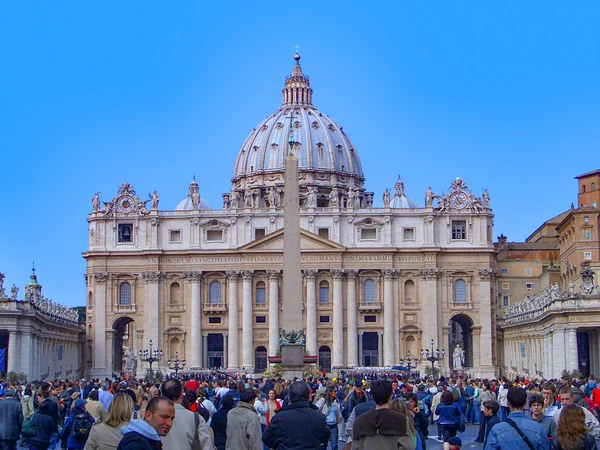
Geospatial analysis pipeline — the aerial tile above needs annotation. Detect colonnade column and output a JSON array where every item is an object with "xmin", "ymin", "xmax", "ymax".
[
  {"xmin": 346, "ymin": 270, "xmax": 358, "ymax": 367},
  {"xmin": 186, "ymin": 271, "xmax": 203, "ymax": 368},
  {"xmin": 21, "ymin": 332, "xmax": 32, "ymax": 378},
  {"xmin": 106, "ymin": 331, "xmax": 114, "ymax": 375},
  {"xmin": 267, "ymin": 271, "xmax": 280, "ymax": 358},
  {"xmin": 7, "ymin": 330, "xmax": 19, "ymax": 374},
  {"xmin": 143, "ymin": 271, "xmax": 163, "ymax": 356},
  {"xmin": 92, "ymin": 273, "xmax": 108, "ymax": 377},
  {"xmin": 478, "ymin": 269, "xmax": 494, "ymax": 377},
  {"xmin": 377, "ymin": 332, "xmax": 383, "ymax": 366},
  {"xmin": 553, "ymin": 328, "xmax": 566, "ymax": 379},
  {"xmin": 382, "ymin": 269, "xmax": 396, "ymax": 366},
  {"xmin": 202, "ymin": 334, "xmax": 209, "ymax": 368},
  {"xmin": 567, "ymin": 328, "xmax": 579, "ymax": 372},
  {"xmin": 304, "ymin": 270, "xmax": 317, "ymax": 357},
  {"xmin": 358, "ymin": 332, "xmax": 364, "ymax": 366},
  {"xmin": 241, "ymin": 271, "xmax": 254, "ymax": 372},
  {"xmin": 226, "ymin": 272, "xmax": 239, "ymax": 371},
  {"xmin": 421, "ymin": 268, "xmax": 440, "ymax": 351},
  {"xmin": 331, "ymin": 269, "xmax": 345, "ymax": 367}
]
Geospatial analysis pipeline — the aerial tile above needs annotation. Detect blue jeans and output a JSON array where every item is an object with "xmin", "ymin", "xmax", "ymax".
[
  {"xmin": 328, "ymin": 423, "xmax": 338, "ymax": 450},
  {"xmin": 471, "ymin": 400, "xmax": 481, "ymax": 423}
]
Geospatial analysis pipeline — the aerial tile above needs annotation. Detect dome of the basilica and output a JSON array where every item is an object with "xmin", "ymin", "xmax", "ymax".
[
  {"xmin": 230, "ymin": 54, "xmax": 367, "ymax": 206},
  {"xmin": 176, "ymin": 177, "xmax": 211, "ymax": 211}
]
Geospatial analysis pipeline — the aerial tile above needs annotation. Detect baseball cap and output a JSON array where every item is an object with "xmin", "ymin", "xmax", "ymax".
[
  {"xmin": 448, "ymin": 436, "xmax": 462, "ymax": 447},
  {"xmin": 74, "ymin": 399, "xmax": 87, "ymax": 408}
]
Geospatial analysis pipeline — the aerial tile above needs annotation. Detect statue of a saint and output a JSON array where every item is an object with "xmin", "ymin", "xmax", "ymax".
[
  {"xmin": 329, "ymin": 187, "xmax": 339, "ymax": 207},
  {"xmin": 92, "ymin": 193, "xmax": 100, "ymax": 212},
  {"xmin": 567, "ymin": 282, "xmax": 575, "ymax": 297},
  {"xmin": 230, "ymin": 191, "xmax": 240, "ymax": 209},
  {"xmin": 244, "ymin": 188, "xmax": 253, "ymax": 208},
  {"xmin": 425, "ymin": 187, "xmax": 434, "ymax": 208},
  {"xmin": 151, "ymin": 191, "xmax": 160, "ymax": 210},
  {"xmin": 191, "ymin": 191, "xmax": 200, "ymax": 210},
  {"xmin": 453, "ymin": 344, "xmax": 465, "ymax": 370},
  {"xmin": 124, "ymin": 346, "xmax": 135, "ymax": 371},
  {"xmin": 10, "ymin": 284, "xmax": 18, "ymax": 300},
  {"xmin": 382, "ymin": 188, "xmax": 391, "ymax": 207},
  {"xmin": 482, "ymin": 189, "xmax": 490, "ymax": 208},
  {"xmin": 306, "ymin": 187, "xmax": 317, "ymax": 208},
  {"xmin": 347, "ymin": 188, "xmax": 356, "ymax": 208}
]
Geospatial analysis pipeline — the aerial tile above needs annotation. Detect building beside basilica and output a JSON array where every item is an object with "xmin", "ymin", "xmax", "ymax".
[{"xmin": 84, "ymin": 53, "xmax": 498, "ymax": 379}]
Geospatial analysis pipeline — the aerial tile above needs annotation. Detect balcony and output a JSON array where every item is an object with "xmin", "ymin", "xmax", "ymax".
[
  {"xmin": 113, "ymin": 303, "xmax": 136, "ymax": 314},
  {"xmin": 203, "ymin": 302, "xmax": 227, "ymax": 314},
  {"xmin": 358, "ymin": 301, "xmax": 382, "ymax": 312},
  {"xmin": 254, "ymin": 302, "xmax": 269, "ymax": 310}
]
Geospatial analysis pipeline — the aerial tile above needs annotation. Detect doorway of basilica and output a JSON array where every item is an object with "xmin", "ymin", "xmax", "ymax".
[
  {"xmin": 449, "ymin": 314, "xmax": 473, "ymax": 369},
  {"xmin": 362, "ymin": 332, "xmax": 379, "ymax": 367},
  {"xmin": 112, "ymin": 317, "xmax": 135, "ymax": 375},
  {"xmin": 207, "ymin": 334, "xmax": 224, "ymax": 369}
]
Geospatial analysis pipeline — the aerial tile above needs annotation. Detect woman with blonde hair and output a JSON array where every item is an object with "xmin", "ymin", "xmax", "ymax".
[
  {"xmin": 84, "ymin": 392, "xmax": 134, "ymax": 450},
  {"xmin": 552, "ymin": 404, "xmax": 596, "ymax": 450},
  {"xmin": 391, "ymin": 398, "xmax": 423, "ymax": 449}
]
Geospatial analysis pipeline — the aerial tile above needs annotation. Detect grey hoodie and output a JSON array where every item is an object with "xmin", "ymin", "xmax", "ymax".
[{"xmin": 117, "ymin": 419, "xmax": 163, "ymax": 450}]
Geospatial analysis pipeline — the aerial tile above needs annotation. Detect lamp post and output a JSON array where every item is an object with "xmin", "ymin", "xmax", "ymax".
[
  {"xmin": 139, "ymin": 340, "xmax": 163, "ymax": 381},
  {"xmin": 167, "ymin": 352, "xmax": 186, "ymax": 378},
  {"xmin": 421, "ymin": 339, "xmax": 445, "ymax": 378},
  {"xmin": 399, "ymin": 351, "xmax": 419, "ymax": 374}
]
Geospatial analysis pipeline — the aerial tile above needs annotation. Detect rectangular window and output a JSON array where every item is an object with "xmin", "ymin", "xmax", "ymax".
[
  {"xmin": 592, "ymin": 182, "xmax": 596, "ymax": 190},
  {"xmin": 207, "ymin": 229, "xmax": 223, "ymax": 242},
  {"xmin": 503, "ymin": 295, "xmax": 509, "ymax": 307},
  {"xmin": 451, "ymin": 221, "xmax": 467, "ymax": 240},
  {"xmin": 525, "ymin": 282, "xmax": 534, "ymax": 290},
  {"xmin": 208, "ymin": 317, "xmax": 221, "ymax": 324},
  {"xmin": 169, "ymin": 230, "xmax": 182, "ymax": 243},
  {"xmin": 584, "ymin": 252, "xmax": 592, "ymax": 260},
  {"xmin": 525, "ymin": 268, "xmax": 532, "ymax": 275},
  {"xmin": 256, "ymin": 316, "xmax": 266, "ymax": 324},
  {"xmin": 502, "ymin": 283, "xmax": 510, "ymax": 290},
  {"xmin": 319, "ymin": 315, "xmax": 330, "ymax": 323},
  {"xmin": 501, "ymin": 268, "xmax": 508, "ymax": 275},
  {"xmin": 583, "ymin": 185, "xmax": 587, "ymax": 193},
  {"xmin": 364, "ymin": 315, "xmax": 377, "ymax": 323},
  {"xmin": 361, "ymin": 228, "xmax": 377, "ymax": 240},
  {"xmin": 254, "ymin": 228, "xmax": 266, "ymax": 240},
  {"xmin": 520, "ymin": 342, "xmax": 526, "ymax": 358},
  {"xmin": 403, "ymin": 228, "xmax": 415, "ymax": 241},
  {"xmin": 118, "ymin": 224, "xmax": 133, "ymax": 243},
  {"xmin": 318, "ymin": 228, "xmax": 330, "ymax": 240}
]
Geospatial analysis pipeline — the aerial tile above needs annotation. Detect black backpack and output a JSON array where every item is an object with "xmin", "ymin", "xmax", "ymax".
[
  {"xmin": 22, "ymin": 414, "xmax": 37, "ymax": 438},
  {"xmin": 72, "ymin": 413, "xmax": 93, "ymax": 441}
]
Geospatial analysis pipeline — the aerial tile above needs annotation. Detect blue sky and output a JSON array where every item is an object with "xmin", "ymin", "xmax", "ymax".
[{"xmin": 1, "ymin": 2, "xmax": 599, "ymax": 307}]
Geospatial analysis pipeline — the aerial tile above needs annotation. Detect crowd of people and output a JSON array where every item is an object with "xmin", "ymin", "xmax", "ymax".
[{"xmin": 1, "ymin": 371, "xmax": 600, "ymax": 449}]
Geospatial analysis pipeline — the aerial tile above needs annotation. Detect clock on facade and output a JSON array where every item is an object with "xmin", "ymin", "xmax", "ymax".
[
  {"xmin": 118, "ymin": 196, "xmax": 134, "ymax": 213},
  {"xmin": 450, "ymin": 192, "xmax": 468, "ymax": 210}
]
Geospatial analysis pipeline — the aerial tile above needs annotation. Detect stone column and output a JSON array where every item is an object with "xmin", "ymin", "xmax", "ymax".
[
  {"xmin": 553, "ymin": 328, "xmax": 566, "ymax": 379},
  {"xmin": 223, "ymin": 334, "xmax": 228, "ymax": 369},
  {"xmin": 421, "ymin": 269, "xmax": 440, "ymax": 350},
  {"xmin": 478, "ymin": 269, "xmax": 494, "ymax": 377},
  {"xmin": 304, "ymin": 270, "xmax": 318, "ymax": 357},
  {"xmin": 567, "ymin": 328, "xmax": 579, "ymax": 372},
  {"xmin": 143, "ymin": 271, "xmax": 163, "ymax": 354},
  {"xmin": 331, "ymin": 270, "xmax": 345, "ymax": 367},
  {"xmin": 268, "ymin": 271, "xmax": 280, "ymax": 357},
  {"xmin": 241, "ymin": 270, "xmax": 254, "ymax": 372},
  {"xmin": 358, "ymin": 332, "xmax": 364, "ymax": 366},
  {"xmin": 7, "ymin": 330, "xmax": 19, "ymax": 374},
  {"xmin": 106, "ymin": 330, "xmax": 114, "ymax": 375},
  {"xmin": 383, "ymin": 269, "xmax": 396, "ymax": 366},
  {"xmin": 346, "ymin": 270, "xmax": 358, "ymax": 367},
  {"xmin": 544, "ymin": 333, "xmax": 553, "ymax": 378},
  {"xmin": 227, "ymin": 271, "xmax": 239, "ymax": 371},
  {"xmin": 92, "ymin": 273, "xmax": 108, "ymax": 377},
  {"xmin": 21, "ymin": 332, "xmax": 32, "ymax": 378},
  {"xmin": 186, "ymin": 271, "xmax": 203, "ymax": 368}
]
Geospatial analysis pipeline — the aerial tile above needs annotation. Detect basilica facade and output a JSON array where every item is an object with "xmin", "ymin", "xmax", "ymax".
[{"xmin": 84, "ymin": 54, "xmax": 496, "ymax": 379}]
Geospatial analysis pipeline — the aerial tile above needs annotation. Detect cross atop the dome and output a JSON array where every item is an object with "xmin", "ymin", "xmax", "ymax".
[{"xmin": 294, "ymin": 44, "xmax": 300, "ymax": 54}]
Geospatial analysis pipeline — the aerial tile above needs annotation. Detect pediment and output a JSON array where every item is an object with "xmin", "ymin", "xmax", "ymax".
[{"xmin": 239, "ymin": 228, "xmax": 345, "ymax": 252}]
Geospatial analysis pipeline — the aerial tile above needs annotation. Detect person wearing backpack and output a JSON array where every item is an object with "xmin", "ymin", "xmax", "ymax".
[
  {"xmin": 60, "ymin": 399, "xmax": 95, "ymax": 449},
  {"xmin": 23, "ymin": 398, "xmax": 59, "ymax": 450}
]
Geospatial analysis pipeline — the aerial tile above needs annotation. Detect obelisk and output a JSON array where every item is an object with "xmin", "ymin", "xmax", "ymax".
[{"xmin": 280, "ymin": 109, "xmax": 305, "ymax": 378}]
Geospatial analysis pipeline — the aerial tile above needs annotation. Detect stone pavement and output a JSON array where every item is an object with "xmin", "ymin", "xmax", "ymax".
[{"xmin": 426, "ymin": 422, "xmax": 482, "ymax": 450}]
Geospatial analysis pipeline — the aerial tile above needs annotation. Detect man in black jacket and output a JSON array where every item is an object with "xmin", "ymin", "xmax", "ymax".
[
  {"xmin": 262, "ymin": 381, "xmax": 330, "ymax": 450},
  {"xmin": 0, "ymin": 385, "xmax": 23, "ymax": 450}
]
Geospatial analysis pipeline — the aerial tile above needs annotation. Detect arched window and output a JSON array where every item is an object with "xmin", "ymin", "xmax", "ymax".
[
  {"xmin": 318, "ymin": 346, "xmax": 331, "ymax": 372},
  {"xmin": 319, "ymin": 281, "xmax": 329, "ymax": 304},
  {"xmin": 256, "ymin": 281, "xmax": 266, "ymax": 305},
  {"xmin": 169, "ymin": 282, "xmax": 181, "ymax": 305},
  {"xmin": 209, "ymin": 281, "xmax": 222, "ymax": 304},
  {"xmin": 454, "ymin": 279, "xmax": 467, "ymax": 303},
  {"xmin": 119, "ymin": 282, "xmax": 131, "ymax": 305},
  {"xmin": 404, "ymin": 280, "xmax": 415, "ymax": 304},
  {"xmin": 255, "ymin": 346, "xmax": 267, "ymax": 372},
  {"xmin": 363, "ymin": 279, "xmax": 376, "ymax": 303}
]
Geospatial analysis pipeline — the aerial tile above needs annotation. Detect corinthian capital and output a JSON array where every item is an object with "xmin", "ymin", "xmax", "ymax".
[
  {"xmin": 478, "ymin": 268, "xmax": 494, "ymax": 280},
  {"xmin": 267, "ymin": 270, "xmax": 280, "ymax": 280},
  {"xmin": 142, "ymin": 271, "xmax": 164, "ymax": 283},
  {"xmin": 240, "ymin": 270, "xmax": 254, "ymax": 281},
  {"xmin": 346, "ymin": 269, "xmax": 358, "ymax": 280},
  {"xmin": 330, "ymin": 269, "xmax": 346, "ymax": 280},
  {"xmin": 382, "ymin": 269, "xmax": 397, "ymax": 280},
  {"xmin": 302, "ymin": 269, "xmax": 317, "ymax": 280},
  {"xmin": 226, "ymin": 271, "xmax": 240, "ymax": 280},
  {"xmin": 185, "ymin": 271, "xmax": 202, "ymax": 282},
  {"xmin": 93, "ymin": 273, "xmax": 108, "ymax": 284},
  {"xmin": 420, "ymin": 268, "xmax": 441, "ymax": 280}
]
